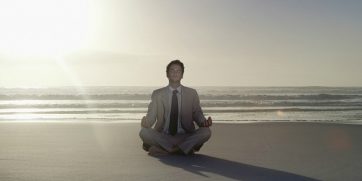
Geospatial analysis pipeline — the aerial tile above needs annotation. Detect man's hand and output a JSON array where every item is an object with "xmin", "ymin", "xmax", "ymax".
[
  {"xmin": 201, "ymin": 116, "xmax": 212, "ymax": 127},
  {"xmin": 141, "ymin": 116, "xmax": 148, "ymax": 128}
]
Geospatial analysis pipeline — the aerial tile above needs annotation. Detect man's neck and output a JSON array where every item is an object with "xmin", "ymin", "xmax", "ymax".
[{"xmin": 169, "ymin": 82, "xmax": 181, "ymax": 89}]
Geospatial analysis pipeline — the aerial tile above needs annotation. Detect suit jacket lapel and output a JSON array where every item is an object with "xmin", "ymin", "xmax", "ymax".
[
  {"xmin": 161, "ymin": 87, "xmax": 169, "ymax": 116},
  {"xmin": 180, "ymin": 85, "xmax": 186, "ymax": 117},
  {"xmin": 154, "ymin": 87, "xmax": 169, "ymax": 131},
  {"xmin": 181, "ymin": 85, "xmax": 188, "ymax": 129}
]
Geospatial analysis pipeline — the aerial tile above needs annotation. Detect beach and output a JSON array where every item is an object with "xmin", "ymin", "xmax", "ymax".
[{"xmin": 1, "ymin": 122, "xmax": 361, "ymax": 181}]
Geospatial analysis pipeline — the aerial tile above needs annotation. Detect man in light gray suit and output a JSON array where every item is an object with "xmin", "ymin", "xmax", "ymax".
[{"xmin": 139, "ymin": 60, "xmax": 212, "ymax": 156}]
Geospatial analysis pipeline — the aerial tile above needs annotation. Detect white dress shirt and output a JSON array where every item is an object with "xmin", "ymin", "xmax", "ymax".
[{"xmin": 163, "ymin": 86, "xmax": 185, "ymax": 134}]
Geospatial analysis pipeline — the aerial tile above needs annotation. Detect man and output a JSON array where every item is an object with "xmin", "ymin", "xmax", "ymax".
[{"xmin": 139, "ymin": 60, "xmax": 212, "ymax": 156}]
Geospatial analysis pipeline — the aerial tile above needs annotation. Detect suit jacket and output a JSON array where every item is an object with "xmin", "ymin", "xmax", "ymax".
[{"xmin": 144, "ymin": 85, "xmax": 206, "ymax": 133}]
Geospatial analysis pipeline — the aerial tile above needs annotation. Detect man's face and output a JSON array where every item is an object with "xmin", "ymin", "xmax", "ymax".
[{"xmin": 167, "ymin": 64, "xmax": 183, "ymax": 83}]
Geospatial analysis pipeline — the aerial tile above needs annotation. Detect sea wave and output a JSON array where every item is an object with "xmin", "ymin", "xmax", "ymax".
[
  {"xmin": 1, "ymin": 100, "xmax": 362, "ymax": 109},
  {"xmin": 0, "ymin": 93, "xmax": 361, "ymax": 100},
  {"xmin": 1, "ymin": 87, "xmax": 362, "ymax": 123},
  {"xmin": 1, "ymin": 107, "xmax": 361, "ymax": 115},
  {"xmin": 0, "ymin": 102, "xmax": 149, "ymax": 109}
]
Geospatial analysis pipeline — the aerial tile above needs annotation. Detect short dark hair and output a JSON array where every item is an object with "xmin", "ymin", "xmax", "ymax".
[{"xmin": 166, "ymin": 60, "xmax": 184, "ymax": 74}]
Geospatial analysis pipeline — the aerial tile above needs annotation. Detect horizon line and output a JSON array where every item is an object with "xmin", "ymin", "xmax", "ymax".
[{"xmin": 1, "ymin": 85, "xmax": 362, "ymax": 89}]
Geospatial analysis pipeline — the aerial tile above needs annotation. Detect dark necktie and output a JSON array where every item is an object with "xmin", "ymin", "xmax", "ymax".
[{"xmin": 169, "ymin": 90, "xmax": 178, "ymax": 135}]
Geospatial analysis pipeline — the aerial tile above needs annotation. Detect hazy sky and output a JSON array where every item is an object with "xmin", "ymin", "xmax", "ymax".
[{"xmin": 0, "ymin": 0, "xmax": 361, "ymax": 87}]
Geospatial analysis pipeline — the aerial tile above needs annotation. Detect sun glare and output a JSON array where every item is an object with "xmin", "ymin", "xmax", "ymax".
[{"xmin": 0, "ymin": 0, "xmax": 89, "ymax": 57}]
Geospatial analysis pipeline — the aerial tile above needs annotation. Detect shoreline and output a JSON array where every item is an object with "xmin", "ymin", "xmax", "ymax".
[{"xmin": 1, "ymin": 119, "xmax": 362, "ymax": 125}]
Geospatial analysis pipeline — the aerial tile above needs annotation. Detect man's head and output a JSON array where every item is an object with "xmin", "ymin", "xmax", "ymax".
[{"xmin": 166, "ymin": 60, "xmax": 184, "ymax": 84}]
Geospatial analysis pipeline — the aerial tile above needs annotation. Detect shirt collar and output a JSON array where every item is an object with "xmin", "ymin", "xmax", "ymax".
[{"xmin": 168, "ymin": 85, "xmax": 182, "ymax": 93}]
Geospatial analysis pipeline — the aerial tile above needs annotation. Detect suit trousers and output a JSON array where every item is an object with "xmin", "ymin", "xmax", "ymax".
[{"xmin": 139, "ymin": 127, "xmax": 211, "ymax": 154}]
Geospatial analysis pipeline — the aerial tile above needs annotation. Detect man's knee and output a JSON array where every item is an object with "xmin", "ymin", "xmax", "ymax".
[
  {"xmin": 197, "ymin": 127, "xmax": 212, "ymax": 140},
  {"xmin": 139, "ymin": 127, "xmax": 152, "ymax": 140},
  {"xmin": 139, "ymin": 127, "xmax": 161, "ymax": 141}
]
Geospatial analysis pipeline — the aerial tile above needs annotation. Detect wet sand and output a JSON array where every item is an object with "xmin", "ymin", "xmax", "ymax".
[{"xmin": 0, "ymin": 122, "xmax": 361, "ymax": 181}]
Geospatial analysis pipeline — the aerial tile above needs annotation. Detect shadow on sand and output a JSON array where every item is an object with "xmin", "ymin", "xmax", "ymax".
[{"xmin": 156, "ymin": 154, "xmax": 319, "ymax": 181}]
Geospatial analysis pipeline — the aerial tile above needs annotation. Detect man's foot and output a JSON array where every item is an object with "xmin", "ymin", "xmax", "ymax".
[
  {"xmin": 176, "ymin": 148, "xmax": 195, "ymax": 155},
  {"xmin": 188, "ymin": 149, "xmax": 195, "ymax": 155},
  {"xmin": 183, "ymin": 144, "xmax": 202, "ymax": 155},
  {"xmin": 193, "ymin": 144, "xmax": 203, "ymax": 152},
  {"xmin": 169, "ymin": 146, "xmax": 181, "ymax": 154},
  {"xmin": 142, "ymin": 143, "xmax": 151, "ymax": 151},
  {"xmin": 148, "ymin": 146, "xmax": 169, "ymax": 157}
]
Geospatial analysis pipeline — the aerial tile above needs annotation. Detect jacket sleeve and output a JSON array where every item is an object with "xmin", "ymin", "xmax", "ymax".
[
  {"xmin": 144, "ymin": 90, "xmax": 158, "ymax": 128},
  {"xmin": 192, "ymin": 90, "xmax": 206, "ymax": 126}
]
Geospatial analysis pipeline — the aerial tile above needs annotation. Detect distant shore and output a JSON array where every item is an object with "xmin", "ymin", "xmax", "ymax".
[{"xmin": 1, "ymin": 122, "xmax": 361, "ymax": 180}]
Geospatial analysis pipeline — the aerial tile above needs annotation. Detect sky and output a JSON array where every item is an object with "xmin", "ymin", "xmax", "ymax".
[{"xmin": 0, "ymin": 0, "xmax": 361, "ymax": 87}]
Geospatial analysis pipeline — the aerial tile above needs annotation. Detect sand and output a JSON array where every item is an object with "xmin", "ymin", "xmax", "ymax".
[{"xmin": 0, "ymin": 121, "xmax": 361, "ymax": 181}]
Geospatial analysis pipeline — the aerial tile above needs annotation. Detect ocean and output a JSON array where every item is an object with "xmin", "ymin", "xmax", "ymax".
[{"xmin": 1, "ymin": 86, "xmax": 362, "ymax": 124}]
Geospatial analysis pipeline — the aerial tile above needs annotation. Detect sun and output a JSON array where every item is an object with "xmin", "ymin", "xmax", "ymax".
[{"xmin": 0, "ymin": 0, "xmax": 89, "ymax": 57}]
